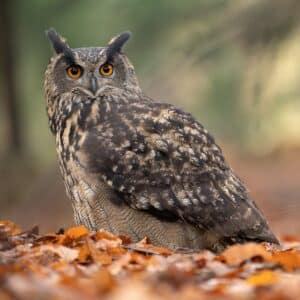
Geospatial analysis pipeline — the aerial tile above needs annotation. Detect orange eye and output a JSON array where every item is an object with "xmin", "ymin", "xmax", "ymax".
[
  {"xmin": 99, "ymin": 63, "xmax": 113, "ymax": 76},
  {"xmin": 66, "ymin": 65, "xmax": 82, "ymax": 79}
]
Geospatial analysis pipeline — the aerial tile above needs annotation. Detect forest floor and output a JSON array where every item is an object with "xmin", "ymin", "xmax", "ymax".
[{"xmin": 0, "ymin": 221, "xmax": 300, "ymax": 300}]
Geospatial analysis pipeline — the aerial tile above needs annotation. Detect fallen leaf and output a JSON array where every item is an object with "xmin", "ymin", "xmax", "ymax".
[
  {"xmin": 0, "ymin": 220, "xmax": 21, "ymax": 236},
  {"xmin": 246, "ymin": 270, "xmax": 278, "ymax": 286},
  {"xmin": 77, "ymin": 242, "xmax": 91, "ymax": 264},
  {"xmin": 34, "ymin": 233, "xmax": 61, "ymax": 245},
  {"xmin": 65, "ymin": 226, "xmax": 89, "ymax": 240},
  {"xmin": 92, "ymin": 230, "xmax": 119, "ymax": 241},
  {"xmin": 39, "ymin": 245, "xmax": 79, "ymax": 263},
  {"xmin": 269, "ymin": 249, "xmax": 300, "ymax": 271},
  {"xmin": 221, "ymin": 243, "xmax": 272, "ymax": 266},
  {"xmin": 87, "ymin": 239, "xmax": 112, "ymax": 265},
  {"xmin": 118, "ymin": 235, "xmax": 132, "ymax": 244},
  {"xmin": 107, "ymin": 246, "xmax": 127, "ymax": 256},
  {"xmin": 130, "ymin": 238, "xmax": 173, "ymax": 256}
]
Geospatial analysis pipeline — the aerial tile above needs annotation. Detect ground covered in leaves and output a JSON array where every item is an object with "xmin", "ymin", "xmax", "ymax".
[{"xmin": 0, "ymin": 221, "xmax": 300, "ymax": 300}]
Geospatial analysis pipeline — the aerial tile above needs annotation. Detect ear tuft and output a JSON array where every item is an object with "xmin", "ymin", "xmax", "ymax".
[
  {"xmin": 46, "ymin": 28, "xmax": 75, "ymax": 64},
  {"xmin": 106, "ymin": 31, "xmax": 131, "ymax": 60},
  {"xmin": 46, "ymin": 28, "xmax": 67, "ymax": 54}
]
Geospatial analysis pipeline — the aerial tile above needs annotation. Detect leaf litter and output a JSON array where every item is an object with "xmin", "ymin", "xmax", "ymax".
[{"xmin": 0, "ymin": 220, "xmax": 300, "ymax": 299}]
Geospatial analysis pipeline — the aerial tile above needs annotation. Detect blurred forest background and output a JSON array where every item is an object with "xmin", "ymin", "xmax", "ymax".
[{"xmin": 0, "ymin": 0, "xmax": 299, "ymax": 235}]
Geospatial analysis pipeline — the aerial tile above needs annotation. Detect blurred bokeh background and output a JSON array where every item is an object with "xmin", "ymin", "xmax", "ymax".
[{"xmin": 0, "ymin": 0, "xmax": 299, "ymax": 236}]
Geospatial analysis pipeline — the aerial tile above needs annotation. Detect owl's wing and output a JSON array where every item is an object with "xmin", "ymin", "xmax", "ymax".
[{"xmin": 83, "ymin": 96, "xmax": 278, "ymax": 245}]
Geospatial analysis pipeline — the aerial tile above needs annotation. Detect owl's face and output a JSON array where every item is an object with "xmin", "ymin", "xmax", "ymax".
[
  {"xmin": 45, "ymin": 30, "xmax": 140, "ymax": 133},
  {"xmin": 47, "ymin": 46, "xmax": 136, "ymax": 97}
]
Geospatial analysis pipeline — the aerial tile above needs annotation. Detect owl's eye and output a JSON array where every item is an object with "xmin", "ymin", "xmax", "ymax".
[
  {"xmin": 99, "ymin": 63, "xmax": 114, "ymax": 76},
  {"xmin": 66, "ymin": 65, "xmax": 83, "ymax": 79}
]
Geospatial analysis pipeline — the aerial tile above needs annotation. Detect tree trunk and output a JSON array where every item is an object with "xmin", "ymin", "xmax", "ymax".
[{"xmin": 0, "ymin": 0, "xmax": 23, "ymax": 156}]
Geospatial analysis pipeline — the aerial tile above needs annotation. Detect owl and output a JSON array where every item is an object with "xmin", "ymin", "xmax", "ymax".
[{"xmin": 44, "ymin": 29, "xmax": 278, "ymax": 252}]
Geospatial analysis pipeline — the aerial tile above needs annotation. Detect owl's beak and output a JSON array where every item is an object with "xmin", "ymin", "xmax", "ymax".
[{"xmin": 89, "ymin": 76, "xmax": 98, "ymax": 95}]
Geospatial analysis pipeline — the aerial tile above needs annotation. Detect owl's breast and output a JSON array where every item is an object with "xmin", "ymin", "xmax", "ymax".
[{"xmin": 55, "ymin": 106, "xmax": 88, "ymax": 197}]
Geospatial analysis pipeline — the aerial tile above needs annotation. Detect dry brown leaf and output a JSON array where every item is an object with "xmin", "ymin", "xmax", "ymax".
[
  {"xmin": 108, "ymin": 252, "xmax": 132, "ymax": 275},
  {"xmin": 34, "ymin": 233, "xmax": 63, "ymax": 245},
  {"xmin": 39, "ymin": 244, "xmax": 79, "ymax": 263},
  {"xmin": 124, "ymin": 252, "xmax": 149, "ymax": 272},
  {"xmin": 65, "ymin": 226, "xmax": 89, "ymax": 240},
  {"xmin": 95, "ymin": 234, "xmax": 123, "ymax": 252},
  {"xmin": 133, "ymin": 238, "xmax": 173, "ymax": 256},
  {"xmin": 77, "ymin": 242, "xmax": 91, "ymax": 264},
  {"xmin": 107, "ymin": 246, "xmax": 127, "ymax": 256},
  {"xmin": 269, "ymin": 249, "xmax": 300, "ymax": 271},
  {"xmin": 95, "ymin": 253, "xmax": 113, "ymax": 265},
  {"xmin": 246, "ymin": 270, "xmax": 279, "ymax": 286},
  {"xmin": 92, "ymin": 230, "xmax": 119, "ymax": 241},
  {"xmin": 0, "ymin": 220, "xmax": 21, "ymax": 236},
  {"xmin": 136, "ymin": 237, "xmax": 150, "ymax": 245},
  {"xmin": 87, "ymin": 238, "xmax": 112, "ymax": 265},
  {"xmin": 118, "ymin": 235, "xmax": 132, "ymax": 244},
  {"xmin": 221, "ymin": 243, "xmax": 272, "ymax": 266}
]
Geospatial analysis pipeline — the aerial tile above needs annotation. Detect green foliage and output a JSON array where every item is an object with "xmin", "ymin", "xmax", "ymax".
[{"xmin": 2, "ymin": 0, "xmax": 300, "ymax": 162}]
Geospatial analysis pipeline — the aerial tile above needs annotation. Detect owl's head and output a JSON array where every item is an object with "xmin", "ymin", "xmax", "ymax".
[
  {"xmin": 45, "ymin": 29, "xmax": 140, "ymax": 97},
  {"xmin": 44, "ymin": 29, "xmax": 141, "ymax": 131}
]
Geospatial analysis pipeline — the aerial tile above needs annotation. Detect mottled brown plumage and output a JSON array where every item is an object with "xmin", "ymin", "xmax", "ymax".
[{"xmin": 44, "ymin": 29, "xmax": 279, "ymax": 252}]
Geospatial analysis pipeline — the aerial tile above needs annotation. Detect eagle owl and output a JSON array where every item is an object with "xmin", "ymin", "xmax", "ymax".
[{"xmin": 44, "ymin": 29, "xmax": 278, "ymax": 252}]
